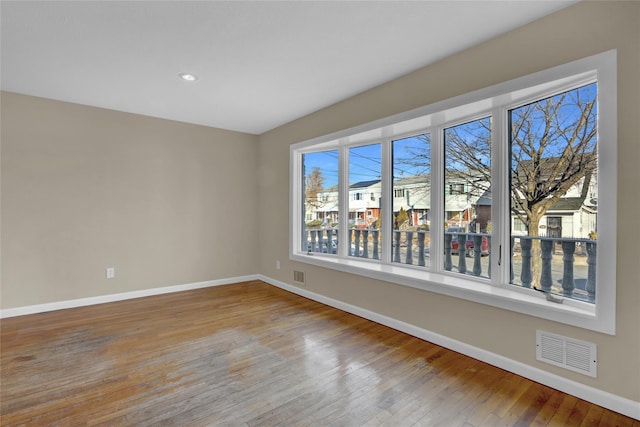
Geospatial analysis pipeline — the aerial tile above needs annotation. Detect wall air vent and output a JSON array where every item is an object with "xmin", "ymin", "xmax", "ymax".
[
  {"xmin": 293, "ymin": 270, "xmax": 305, "ymax": 284},
  {"xmin": 536, "ymin": 330, "xmax": 597, "ymax": 377}
]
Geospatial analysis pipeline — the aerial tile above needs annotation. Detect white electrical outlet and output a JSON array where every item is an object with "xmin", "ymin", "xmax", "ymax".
[
  {"xmin": 106, "ymin": 267, "xmax": 115, "ymax": 279},
  {"xmin": 276, "ymin": 260, "xmax": 280, "ymax": 270}
]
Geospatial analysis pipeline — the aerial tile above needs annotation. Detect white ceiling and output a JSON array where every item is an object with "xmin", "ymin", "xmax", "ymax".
[{"xmin": 1, "ymin": 1, "xmax": 577, "ymax": 135}]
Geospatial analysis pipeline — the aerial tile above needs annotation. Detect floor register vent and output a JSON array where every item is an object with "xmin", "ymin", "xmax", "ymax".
[{"xmin": 536, "ymin": 330, "xmax": 597, "ymax": 377}]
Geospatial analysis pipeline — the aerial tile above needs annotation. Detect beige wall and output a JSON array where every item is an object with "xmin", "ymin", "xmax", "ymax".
[
  {"xmin": 1, "ymin": 92, "xmax": 259, "ymax": 308},
  {"xmin": 258, "ymin": 1, "xmax": 640, "ymax": 402}
]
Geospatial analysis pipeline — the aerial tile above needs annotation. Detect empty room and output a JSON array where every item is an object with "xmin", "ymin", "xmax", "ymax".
[{"xmin": 1, "ymin": 1, "xmax": 639, "ymax": 425}]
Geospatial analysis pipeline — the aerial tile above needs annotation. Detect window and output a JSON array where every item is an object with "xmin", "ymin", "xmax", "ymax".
[
  {"xmin": 513, "ymin": 218, "xmax": 527, "ymax": 233},
  {"xmin": 444, "ymin": 118, "xmax": 491, "ymax": 279},
  {"xmin": 349, "ymin": 143, "xmax": 381, "ymax": 258},
  {"xmin": 448, "ymin": 184, "xmax": 465, "ymax": 195},
  {"xmin": 302, "ymin": 150, "xmax": 339, "ymax": 253},
  {"xmin": 291, "ymin": 51, "xmax": 616, "ymax": 334},
  {"xmin": 509, "ymin": 82, "xmax": 598, "ymax": 303},
  {"xmin": 393, "ymin": 134, "xmax": 431, "ymax": 268}
]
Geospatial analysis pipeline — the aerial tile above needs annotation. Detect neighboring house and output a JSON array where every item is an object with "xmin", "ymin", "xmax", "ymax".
[
  {"xmin": 445, "ymin": 157, "xmax": 598, "ymax": 239},
  {"xmin": 305, "ymin": 175, "xmax": 430, "ymax": 229},
  {"xmin": 510, "ymin": 157, "xmax": 598, "ymax": 239},
  {"xmin": 443, "ymin": 172, "xmax": 487, "ymax": 230},
  {"xmin": 306, "ymin": 164, "xmax": 596, "ymax": 238},
  {"xmin": 347, "ymin": 180, "xmax": 381, "ymax": 228},
  {"xmin": 306, "ymin": 180, "xmax": 383, "ymax": 227},
  {"xmin": 392, "ymin": 175, "xmax": 430, "ymax": 227},
  {"xmin": 305, "ymin": 185, "xmax": 339, "ymax": 224},
  {"xmin": 511, "ymin": 173, "xmax": 597, "ymax": 238},
  {"xmin": 473, "ymin": 190, "xmax": 492, "ymax": 233}
]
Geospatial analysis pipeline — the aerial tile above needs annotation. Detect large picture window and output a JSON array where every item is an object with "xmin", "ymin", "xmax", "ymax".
[{"xmin": 291, "ymin": 51, "xmax": 616, "ymax": 334}]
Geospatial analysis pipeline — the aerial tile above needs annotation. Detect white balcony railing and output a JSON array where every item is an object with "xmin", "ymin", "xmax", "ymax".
[{"xmin": 304, "ymin": 228, "xmax": 596, "ymax": 303}]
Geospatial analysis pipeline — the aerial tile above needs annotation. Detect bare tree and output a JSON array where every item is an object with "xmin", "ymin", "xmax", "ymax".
[
  {"xmin": 510, "ymin": 86, "xmax": 597, "ymax": 236},
  {"xmin": 394, "ymin": 133, "xmax": 431, "ymax": 175},
  {"xmin": 388, "ymin": 85, "xmax": 597, "ymax": 235},
  {"xmin": 304, "ymin": 166, "xmax": 326, "ymax": 209},
  {"xmin": 393, "ymin": 134, "xmax": 432, "ymax": 221},
  {"xmin": 508, "ymin": 85, "xmax": 597, "ymax": 286},
  {"xmin": 398, "ymin": 84, "xmax": 597, "ymax": 284},
  {"xmin": 444, "ymin": 117, "xmax": 492, "ymax": 198},
  {"xmin": 442, "ymin": 85, "xmax": 597, "ymax": 234}
]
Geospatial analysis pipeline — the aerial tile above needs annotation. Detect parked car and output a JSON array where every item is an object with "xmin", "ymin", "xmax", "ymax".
[
  {"xmin": 321, "ymin": 238, "xmax": 338, "ymax": 254},
  {"xmin": 447, "ymin": 228, "xmax": 489, "ymax": 257},
  {"xmin": 305, "ymin": 237, "xmax": 337, "ymax": 254},
  {"xmin": 350, "ymin": 244, "xmax": 364, "ymax": 256},
  {"xmin": 307, "ymin": 238, "xmax": 367, "ymax": 256},
  {"xmin": 349, "ymin": 219, "xmax": 368, "ymax": 229},
  {"xmin": 312, "ymin": 239, "xmax": 365, "ymax": 256}
]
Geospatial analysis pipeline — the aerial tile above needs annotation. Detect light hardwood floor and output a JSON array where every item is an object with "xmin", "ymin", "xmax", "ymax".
[{"xmin": 1, "ymin": 280, "xmax": 637, "ymax": 426}]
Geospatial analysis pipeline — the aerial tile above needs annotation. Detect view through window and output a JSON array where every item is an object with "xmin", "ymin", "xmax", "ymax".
[
  {"xmin": 444, "ymin": 118, "xmax": 492, "ymax": 279},
  {"xmin": 292, "ymin": 51, "xmax": 615, "ymax": 333},
  {"xmin": 509, "ymin": 82, "xmax": 598, "ymax": 302},
  {"xmin": 302, "ymin": 150, "xmax": 338, "ymax": 254},
  {"xmin": 392, "ymin": 134, "xmax": 431, "ymax": 268}
]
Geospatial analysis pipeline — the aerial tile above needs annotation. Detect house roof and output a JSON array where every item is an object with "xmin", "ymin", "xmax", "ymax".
[
  {"xmin": 350, "ymin": 180, "xmax": 381, "ymax": 189},
  {"xmin": 545, "ymin": 197, "xmax": 587, "ymax": 212},
  {"xmin": 475, "ymin": 190, "xmax": 493, "ymax": 206},
  {"xmin": 393, "ymin": 175, "xmax": 430, "ymax": 186},
  {"xmin": 511, "ymin": 196, "xmax": 593, "ymax": 214},
  {"xmin": 512, "ymin": 155, "xmax": 596, "ymax": 183}
]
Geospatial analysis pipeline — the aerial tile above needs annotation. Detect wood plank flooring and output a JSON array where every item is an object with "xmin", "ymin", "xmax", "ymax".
[{"xmin": 1, "ymin": 280, "xmax": 637, "ymax": 426}]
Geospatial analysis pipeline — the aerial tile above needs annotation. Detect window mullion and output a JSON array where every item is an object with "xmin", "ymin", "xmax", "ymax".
[
  {"xmin": 430, "ymin": 125, "xmax": 445, "ymax": 272},
  {"xmin": 491, "ymin": 108, "xmax": 509, "ymax": 287},
  {"xmin": 338, "ymin": 143, "xmax": 350, "ymax": 257},
  {"xmin": 380, "ymin": 137, "xmax": 392, "ymax": 264},
  {"xmin": 293, "ymin": 149, "xmax": 304, "ymax": 254}
]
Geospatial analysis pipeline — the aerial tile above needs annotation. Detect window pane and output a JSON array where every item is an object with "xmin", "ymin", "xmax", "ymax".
[
  {"xmin": 509, "ymin": 83, "xmax": 598, "ymax": 303},
  {"xmin": 302, "ymin": 150, "xmax": 339, "ymax": 254},
  {"xmin": 444, "ymin": 117, "xmax": 492, "ymax": 278},
  {"xmin": 392, "ymin": 134, "xmax": 431, "ymax": 267},
  {"xmin": 348, "ymin": 144, "xmax": 381, "ymax": 259}
]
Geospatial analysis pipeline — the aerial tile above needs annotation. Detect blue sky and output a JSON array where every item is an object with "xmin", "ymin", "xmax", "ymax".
[
  {"xmin": 303, "ymin": 134, "xmax": 430, "ymax": 189},
  {"xmin": 303, "ymin": 81, "xmax": 596, "ymax": 190}
]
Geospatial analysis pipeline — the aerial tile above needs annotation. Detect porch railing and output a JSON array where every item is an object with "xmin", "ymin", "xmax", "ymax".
[
  {"xmin": 511, "ymin": 236, "xmax": 596, "ymax": 303},
  {"xmin": 304, "ymin": 228, "xmax": 596, "ymax": 303}
]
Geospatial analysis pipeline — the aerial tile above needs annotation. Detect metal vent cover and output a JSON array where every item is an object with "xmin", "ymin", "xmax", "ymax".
[
  {"xmin": 293, "ymin": 270, "xmax": 305, "ymax": 284},
  {"xmin": 536, "ymin": 330, "xmax": 597, "ymax": 377}
]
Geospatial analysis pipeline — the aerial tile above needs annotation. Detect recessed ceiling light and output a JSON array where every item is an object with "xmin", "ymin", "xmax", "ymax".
[{"xmin": 178, "ymin": 72, "xmax": 199, "ymax": 82}]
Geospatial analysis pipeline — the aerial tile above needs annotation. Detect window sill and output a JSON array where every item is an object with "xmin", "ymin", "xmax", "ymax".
[{"xmin": 290, "ymin": 252, "xmax": 610, "ymax": 334}]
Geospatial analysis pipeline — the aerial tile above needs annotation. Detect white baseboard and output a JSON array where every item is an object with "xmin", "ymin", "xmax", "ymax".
[
  {"xmin": 258, "ymin": 274, "xmax": 640, "ymax": 421},
  {"xmin": 0, "ymin": 274, "xmax": 260, "ymax": 319}
]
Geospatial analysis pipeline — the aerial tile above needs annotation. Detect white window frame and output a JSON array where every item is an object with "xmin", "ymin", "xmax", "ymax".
[{"xmin": 290, "ymin": 50, "xmax": 616, "ymax": 334}]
